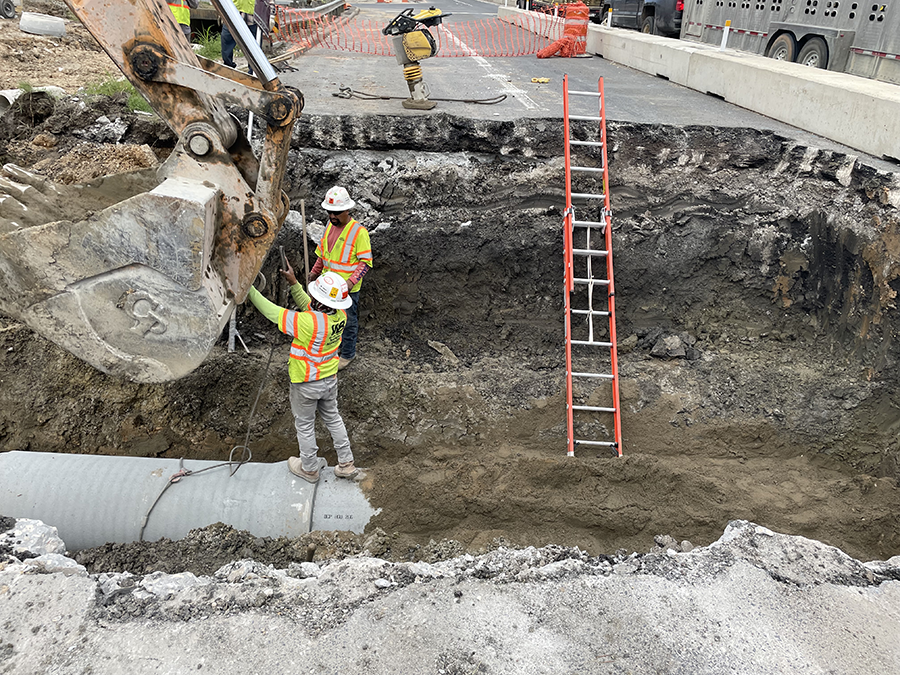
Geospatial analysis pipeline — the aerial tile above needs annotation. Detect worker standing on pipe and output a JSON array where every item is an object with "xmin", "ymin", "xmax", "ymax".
[
  {"xmin": 246, "ymin": 263, "xmax": 361, "ymax": 483},
  {"xmin": 308, "ymin": 187, "xmax": 373, "ymax": 371}
]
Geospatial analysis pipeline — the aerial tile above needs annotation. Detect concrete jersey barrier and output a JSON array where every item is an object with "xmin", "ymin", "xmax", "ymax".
[{"xmin": 498, "ymin": 7, "xmax": 900, "ymax": 162}]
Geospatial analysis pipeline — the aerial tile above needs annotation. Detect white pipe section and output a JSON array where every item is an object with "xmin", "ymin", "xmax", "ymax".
[{"xmin": 0, "ymin": 452, "xmax": 378, "ymax": 551}]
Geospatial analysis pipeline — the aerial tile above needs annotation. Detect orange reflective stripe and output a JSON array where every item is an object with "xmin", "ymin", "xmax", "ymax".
[
  {"xmin": 325, "ymin": 260, "xmax": 360, "ymax": 273},
  {"xmin": 293, "ymin": 311, "xmax": 300, "ymax": 338},
  {"xmin": 280, "ymin": 309, "xmax": 288, "ymax": 334},
  {"xmin": 306, "ymin": 312, "xmax": 319, "ymax": 351}
]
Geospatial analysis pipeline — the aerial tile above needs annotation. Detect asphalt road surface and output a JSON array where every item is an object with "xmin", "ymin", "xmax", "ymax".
[{"xmin": 279, "ymin": 0, "xmax": 890, "ymax": 163}]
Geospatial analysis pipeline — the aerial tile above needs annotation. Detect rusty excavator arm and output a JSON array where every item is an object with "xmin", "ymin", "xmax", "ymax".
[{"xmin": 0, "ymin": 0, "xmax": 302, "ymax": 382}]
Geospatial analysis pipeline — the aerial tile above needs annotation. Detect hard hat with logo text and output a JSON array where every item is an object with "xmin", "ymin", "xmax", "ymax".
[
  {"xmin": 321, "ymin": 186, "xmax": 356, "ymax": 212},
  {"xmin": 309, "ymin": 272, "xmax": 353, "ymax": 309}
]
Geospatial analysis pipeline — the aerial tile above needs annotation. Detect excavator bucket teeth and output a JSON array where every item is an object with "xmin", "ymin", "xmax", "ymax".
[
  {"xmin": 0, "ymin": 0, "xmax": 299, "ymax": 382},
  {"xmin": 0, "ymin": 168, "xmax": 231, "ymax": 382}
]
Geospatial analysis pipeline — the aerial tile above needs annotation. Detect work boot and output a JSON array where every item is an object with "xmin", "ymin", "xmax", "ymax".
[
  {"xmin": 334, "ymin": 461, "xmax": 359, "ymax": 479},
  {"xmin": 288, "ymin": 457, "xmax": 319, "ymax": 483},
  {"xmin": 338, "ymin": 355, "xmax": 355, "ymax": 371}
]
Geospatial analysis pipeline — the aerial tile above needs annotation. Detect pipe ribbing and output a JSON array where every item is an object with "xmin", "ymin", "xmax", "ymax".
[{"xmin": 0, "ymin": 452, "xmax": 378, "ymax": 551}]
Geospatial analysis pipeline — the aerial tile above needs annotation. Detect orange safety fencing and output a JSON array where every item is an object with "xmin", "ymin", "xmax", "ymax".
[{"xmin": 275, "ymin": 7, "xmax": 557, "ymax": 57}]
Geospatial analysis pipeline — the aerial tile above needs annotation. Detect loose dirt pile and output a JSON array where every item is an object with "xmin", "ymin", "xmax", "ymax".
[
  {"xmin": 0, "ymin": 22, "xmax": 898, "ymax": 572},
  {"xmin": 0, "ymin": 3, "xmax": 115, "ymax": 93}
]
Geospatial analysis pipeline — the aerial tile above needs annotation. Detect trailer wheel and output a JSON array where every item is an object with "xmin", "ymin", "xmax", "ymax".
[
  {"xmin": 0, "ymin": 0, "xmax": 16, "ymax": 19},
  {"xmin": 766, "ymin": 33, "xmax": 796, "ymax": 62},
  {"xmin": 797, "ymin": 37, "xmax": 828, "ymax": 69},
  {"xmin": 641, "ymin": 15, "xmax": 656, "ymax": 34}
]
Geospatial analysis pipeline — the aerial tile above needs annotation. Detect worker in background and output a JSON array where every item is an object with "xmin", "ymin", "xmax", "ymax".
[
  {"xmin": 309, "ymin": 186, "xmax": 373, "ymax": 370},
  {"xmin": 168, "ymin": 0, "xmax": 199, "ymax": 39},
  {"xmin": 246, "ymin": 260, "xmax": 360, "ymax": 483},
  {"xmin": 221, "ymin": 0, "xmax": 258, "ymax": 73}
]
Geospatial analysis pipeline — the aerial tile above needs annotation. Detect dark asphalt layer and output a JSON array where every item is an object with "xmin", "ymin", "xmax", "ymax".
[{"xmin": 278, "ymin": 0, "xmax": 894, "ymax": 167}]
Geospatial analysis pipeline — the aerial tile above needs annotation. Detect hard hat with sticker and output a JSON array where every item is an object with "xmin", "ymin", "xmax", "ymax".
[{"xmin": 329, "ymin": 288, "xmax": 338, "ymax": 298}]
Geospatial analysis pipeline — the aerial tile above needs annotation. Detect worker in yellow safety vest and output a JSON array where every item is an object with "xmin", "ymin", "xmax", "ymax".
[
  {"xmin": 246, "ymin": 261, "xmax": 361, "ymax": 484},
  {"xmin": 221, "ymin": 0, "xmax": 258, "ymax": 73},
  {"xmin": 167, "ymin": 0, "xmax": 199, "ymax": 39},
  {"xmin": 309, "ymin": 186, "xmax": 373, "ymax": 371}
]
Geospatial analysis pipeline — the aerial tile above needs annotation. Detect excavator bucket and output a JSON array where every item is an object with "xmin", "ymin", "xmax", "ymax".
[{"xmin": 0, "ymin": 0, "xmax": 301, "ymax": 382}]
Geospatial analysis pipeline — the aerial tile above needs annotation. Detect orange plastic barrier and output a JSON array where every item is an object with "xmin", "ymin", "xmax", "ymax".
[
  {"xmin": 534, "ymin": 2, "xmax": 588, "ymax": 56},
  {"xmin": 276, "ymin": 7, "xmax": 555, "ymax": 57},
  {"xmin": 537, "ymin": 35, "xmax": 576, "ymax": 58}
]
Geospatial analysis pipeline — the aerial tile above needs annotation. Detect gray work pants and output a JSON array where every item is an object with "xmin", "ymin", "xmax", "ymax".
[{"xmin": 289, "ymin": 375, "xmax": 353, "ymax": 473}]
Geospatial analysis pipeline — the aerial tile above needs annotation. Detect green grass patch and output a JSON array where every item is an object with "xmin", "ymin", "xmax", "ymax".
[
  {"xmin": 82, "ymin": 76, "xmax": 154, "ymax": 114},
  {"xmin": 195, "ymin": 26, "xmax": 222, "ymax": 60},
  {"xmin": 18, "ymin": 82, "xmax": 34, "ymax": 93}
]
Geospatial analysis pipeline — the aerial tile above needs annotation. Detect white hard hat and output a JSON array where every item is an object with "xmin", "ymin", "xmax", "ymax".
[
  {"xmin": 321, "ymin": 186, "xmax": 355, "ymax": 212},
  {"xmin": 309, "ymin": 272, "xmax": 353, "ymax": 309}
]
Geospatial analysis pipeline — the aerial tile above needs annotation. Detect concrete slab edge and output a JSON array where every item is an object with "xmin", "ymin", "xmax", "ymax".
[{"xmin": 497, "ymin": 7, "xmax": 900, "ymax": 162}]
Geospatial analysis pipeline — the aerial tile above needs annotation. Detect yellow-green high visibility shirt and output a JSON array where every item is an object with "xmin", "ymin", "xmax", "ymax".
[
  {"xmin": 248, "ymin": 284, "xmax": 347, "ymax": 383},
  {"xmin": 315, "ymin": 218, "xmax": 373, "ymax": 293},
  {"xmin": 167, "ymin": 0, "xmax": 190, "ymax": 25}
]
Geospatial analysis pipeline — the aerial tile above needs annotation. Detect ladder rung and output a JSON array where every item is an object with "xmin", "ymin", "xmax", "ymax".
[
  {"xmin": 571, "ymin": 339, "xmax": 613, "ymax": 347},
  {"xmin": 572, "ymin": 166, "xmax": 605, "ymax": 173},
  {"xmin": 572, "ymin": 248, "xmax": 608, "ymax": 257},
  {"xmin": 573, "ymin": 405, "xmax": 617, "ymax": 413},
  {"xmin": 571, "ymin": 309, "xmax": 610, "ymax": 316},
  {"xmin": 575, "ymin": 439, "xmax": 617, "ymax": 447},
  {"xmin": 571, "ymin": 372, "xmax": 614, "ymax": 379},
  {"xmin": 569, "ymin": 140, "xmax": 604, "ymax": 147},
  {"xmin": 569, "ymin": 115, "xmax": 602, "ymax": 122},
  {"xmin": 571, "ymin": 193, "xmax": 606, "ymax": 200},
  {"xmin": 573, "ymin": 220, "xmax": 606, "ymax": 228},
  {"xmin": 573, "ymin": 278, "xmax": 610, "ymax": 286},
  {"xmin": 569, "ymin": 90, "xmax": 601, "ymax": 97}
]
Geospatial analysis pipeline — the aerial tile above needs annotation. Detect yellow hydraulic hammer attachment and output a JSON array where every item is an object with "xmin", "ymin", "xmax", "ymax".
[{"xmin": 0, "ymin": 0, "xmax": 302, "ymax": 383}]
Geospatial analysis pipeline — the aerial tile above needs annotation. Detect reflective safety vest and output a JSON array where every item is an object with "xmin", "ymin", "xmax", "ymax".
[
  {"xmin": 167, "ymin": 0, "xmax": 190, "ymax": 26},
  {"xmin": 234, "ymin": 0, "xmax": 255, "ymax": 15},
  {"xmin": 247, "ymin": 285, "xmax": 347, "ymax": 383},
  {"xmin": 281, "ymin": 305, "xmax": 347, "ymax": 382},
  {"xmin": 315, "ymin": 218, "xmax": 373, "ymax": 293}
]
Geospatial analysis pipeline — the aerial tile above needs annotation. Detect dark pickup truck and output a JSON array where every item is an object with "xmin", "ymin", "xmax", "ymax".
[
  {"xmin": 516, "ymin": 0, "xmax": 605, "ymax": 24},
  {"xmin": 600, "ymin": 0, "xmax": 683, "ymax": 37}
]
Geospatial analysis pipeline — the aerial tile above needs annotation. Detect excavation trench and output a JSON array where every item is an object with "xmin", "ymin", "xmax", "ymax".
[{"xmin": 2, "ymin": 111, "xmax": 900, "ymax": 570}]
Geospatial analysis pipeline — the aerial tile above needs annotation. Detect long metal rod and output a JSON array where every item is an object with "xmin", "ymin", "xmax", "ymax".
[
  {"xmin": 301, "ymin": 199, "xmax": 310, "ymax": 284},
  {"xmin": 600, "ymin": 77, "xmax": 624, "ymax": 457},
  {"xmin": 210, "ymin": 0, "xmax": 278, "ymax": 85},
  {"xmin": 563, "ymin": 73, "xmax": 575, "ymax": 459}
]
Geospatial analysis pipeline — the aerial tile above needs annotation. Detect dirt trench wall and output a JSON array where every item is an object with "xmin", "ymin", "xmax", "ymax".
[{"xmin": 1, "ymin": 114, "xmax": 900, "ymax": 559}]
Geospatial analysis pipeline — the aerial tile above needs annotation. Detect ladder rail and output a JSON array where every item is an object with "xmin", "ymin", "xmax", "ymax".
[
  {"xmin": 562, "ymin": 74, "xmax": 576, "ymax": 459},
  {"xmin": 599, "ymin": 77, "xmax": 623, "ymax": 457}
]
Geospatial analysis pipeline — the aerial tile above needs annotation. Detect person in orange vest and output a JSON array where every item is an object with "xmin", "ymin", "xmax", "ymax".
[
  {"xmin": 246, "ymin": 262, "xmax": 360, "ymax": 483},
  {"xmin": 309, "ymin": 186, "xmax": 373, "ymax": 371},
  {"xmin": 167, "ymin": 0, "xmax": 199, "ymax": 39}
]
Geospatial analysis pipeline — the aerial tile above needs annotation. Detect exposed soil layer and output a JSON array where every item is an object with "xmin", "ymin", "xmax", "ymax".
[{"xmin": 1, "ymin": 96, "xmax": 900, "ymax": 570}]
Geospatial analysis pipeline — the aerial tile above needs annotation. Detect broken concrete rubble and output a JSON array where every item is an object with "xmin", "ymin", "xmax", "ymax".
[{"xmin": 1, "ymin": 516, "xmax": 898, "ymax": 673}]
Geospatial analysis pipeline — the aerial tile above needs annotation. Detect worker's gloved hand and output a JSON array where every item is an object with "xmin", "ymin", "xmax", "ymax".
[{"xmin": 280, "ymin": 258, "xmax": 298, "ymax": 286}]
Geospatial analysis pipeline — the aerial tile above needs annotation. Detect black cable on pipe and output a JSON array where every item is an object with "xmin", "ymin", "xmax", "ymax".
[{"xmin": 138, "ymin": 340, "xmax": 277, "ymax": 541}]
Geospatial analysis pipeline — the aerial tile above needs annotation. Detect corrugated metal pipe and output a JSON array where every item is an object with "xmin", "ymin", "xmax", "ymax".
[{"xmin": 0, "ymin": 451, "xmax": 378, "ymax": 551}]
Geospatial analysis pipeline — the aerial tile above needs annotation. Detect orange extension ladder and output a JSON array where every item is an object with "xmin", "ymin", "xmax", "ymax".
[{"xmin": 562, "ymin": 75, "xmax": 623, "ymax": 457}]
